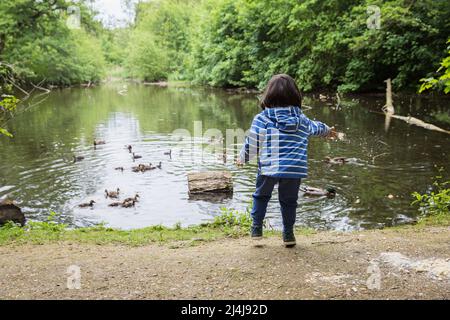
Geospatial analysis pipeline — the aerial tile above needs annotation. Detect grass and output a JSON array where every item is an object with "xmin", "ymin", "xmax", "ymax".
[
  {"xmin": 0, "ymin": 208, "xmax": 315, "ymax": 247},
  {"xmin": 1, "ymin": 200, "xmax": 446, "ymax": 247},
  {"xmin": 415, "ymin": 213, "xmax": 450, "ymax": 227}
]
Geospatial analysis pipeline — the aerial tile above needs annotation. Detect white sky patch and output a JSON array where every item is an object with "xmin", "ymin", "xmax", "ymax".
[{"xmin": 91, "ymin": 0, "xmax": 137, "ymax": 28}]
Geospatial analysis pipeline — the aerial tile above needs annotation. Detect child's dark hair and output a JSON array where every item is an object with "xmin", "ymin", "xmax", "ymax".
[{"xmin": 260, "ymin": 74, "xmax": 302, "ymax": 109}]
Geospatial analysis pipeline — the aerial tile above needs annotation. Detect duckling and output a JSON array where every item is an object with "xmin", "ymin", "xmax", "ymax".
[
  {"xmin": 324, "ymin": 156, "xmax": 347, "ymax": 165},
  {"xmin": 79, "ymin": 200, "xmax": 96, "ymax": 208},
  {"xmin": 132, "ymin": 164, "xmax": 152, "ymax": 173},
  {"xmin": 94, "ymin": 140, "xmax": 106, "ymax": 147},
  {"xmin": 115, "ymin": 167, "xmax": 124, "ymax": 172},
  {"xmin": 126, "ymin": 145, "xmax": 133, "ymax": 153},
  {"xmin": 132, "ymin": 152, "xmax": 142, "ymax": 160},
  {"xmin": 156, "ymin": 162, "xmax": 162, "ymax": 169},
  {"xmin": 105, "ymin": 188, "xmax": 120, "ymax": 199},
  {"xmin": 121, "ymin": 200, "xmax": 136, "ymax": 208},
  {"xmin": 164, "ymin": 150, "xmax": 172, "ymax": 157},
  {"xmin": 123, "ymin": 194, "xmax": 140, "ymax": 203},
  {"xmin": 301, "ymin": 187, "xmax": 336, "ymax": 198},
  {"xmin": 142, "ymin": 163, "xmax": 156, "ymax": 171},
  {"xmin": 108, "ymin": 202, "xmax": 122, "ymax": 207},
  {"xmin": 132, "ymin": 165, "xmax": 142, "ymax": 173},
  {"xmin": 73, "ymin": 155, "xmax": 85, "ymax": 163}
]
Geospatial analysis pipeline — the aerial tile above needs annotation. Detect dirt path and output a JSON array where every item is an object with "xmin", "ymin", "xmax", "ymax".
[{"xmin": 0, "ymin": 226, "xmax": 449, "ymax": 299}]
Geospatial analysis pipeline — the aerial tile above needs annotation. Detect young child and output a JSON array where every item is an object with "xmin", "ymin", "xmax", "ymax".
[{"xmin": 238, "ymin": 74, "xmax": 336, "ymax": 247}]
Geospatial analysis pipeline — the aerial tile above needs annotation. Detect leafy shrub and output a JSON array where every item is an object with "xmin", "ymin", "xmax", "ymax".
[
  {"xmin": 211, "ymin": 207, "xmax": 252, "ymax": 237},
  {"xmin": 419, "ymin": 39, "xmax": 450, "ymax": 94},
  {"xmin": 412, "ymin": 171, "xmax": 450, "ymax": 218},
  {"xmin": 124, "ymin": 31, "xmax": 169, "ymax": 81}
]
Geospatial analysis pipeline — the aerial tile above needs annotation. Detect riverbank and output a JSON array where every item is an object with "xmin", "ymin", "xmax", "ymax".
[
  {"xmin": 0, "ymin": 225, "xmax": 448, "ymax": 299},
  {"xmin": 0, "ymin": 214, "xmax": 449, "ymax": 299}
]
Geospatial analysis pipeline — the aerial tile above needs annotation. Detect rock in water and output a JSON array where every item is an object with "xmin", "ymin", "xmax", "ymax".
[
  {"xmin": 187, "ymin": 171, "xmax": 233, "ymax": 195},
  {"xmin": 0, "ymin": 200, "xmax": 26, "ymax": 226}
]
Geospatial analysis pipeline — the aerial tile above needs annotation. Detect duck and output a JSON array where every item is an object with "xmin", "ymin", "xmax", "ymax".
[
  {"xmin": 73, "ymin": 155, "xmax": 85, "ymax": 163},
  {"xmin": 79, "ymin": 200, "xmax": 96, "ymax": 208},
  {"xmin": 132, "ymin": 165, "xmax": 142, "ymax": 173},
  {"xmin": 132, "ymin": 152, "xmax": 142, "ymax": 160},
  {"xmin": 105, "ymin": 188, "xmax": 120, "ymax": 199},
  {"xmin": 108, "ymin": 202, "xmax": 122, "ymax": 207},
  {"xmin": 141, "ymin": 163, "xmax": 154, "ymax": 171},
  {"xmin": 123, "ymin": 194, "xmax": 140, "ymax": 203},
  {"xmin": 115, "ymin": 167, "xmax": 124, "ymax": 172},
  {"xmin": 324, "ymin": 156, "xmax": 347, "ymax": 165},
  {"xmin": 94, "ymin": 140, "xmax": 106, "ymax": 147},
  {"xmin": 121, "ymin": 200, "xmax": 136, "ymax": 208},
  {"xmin": 301, "ymin": 187, "xmax": 336, "ymax": 198},
  {"xmin": 132, "ymin": 164, "xmax": 155, "ymax": 173}
]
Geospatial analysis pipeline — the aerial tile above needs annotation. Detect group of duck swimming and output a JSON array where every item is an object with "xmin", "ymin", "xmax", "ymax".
[
  {"xmin": 78, "ymin": 190, "xmax": 139, "ymax": 209},
  {"xmin": 77, "ymin": 141, "xmax": 171, "ymax": 209},
  {"xmin": 76, "ymin": 139, "xmax": 350, "ymax": 205}
]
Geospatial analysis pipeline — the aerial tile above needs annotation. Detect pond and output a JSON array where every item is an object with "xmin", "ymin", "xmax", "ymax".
[{"xmin": 0, "ymin": 83, "xmax": 449, "ymax": 230}]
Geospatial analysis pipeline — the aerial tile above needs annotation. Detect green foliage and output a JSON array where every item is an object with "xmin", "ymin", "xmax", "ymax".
[
  {"xmin": 124, "ymin": 0, "xmax": 196, "ymax": 81},
  {"xmin": 124, "ymin": 31, "xmax": 169, "ymax": 81},
  {"xmin": 0, "ymin": 0, "xmax": 106, "ymax": 86},
  {"xmin": 419, "ymin": 39, "xmax": 450, "ymax": 94},
  {"xmin": 0, "ymin": 94, "xmax": 18, "ymax": 137},
  {"xmin": 211, "ymin": 207, "xmax": 252, "ymax": 236},
  {"xmin": 188, "ymin": 0, "xmax": 450, "ymax": 92},
  {"xmin": 100, "ymin": 28, "xmax": 130, "ymax": 66},
  {"xmin": 412, "ymin": 170, "xmax": 450, "ymax": 220},
  {"xmin": 0, "ymin": 62, "xmax": 18, "ymax": 137},
  {"xmin": 2, "ymin": 0, "xmax": 448, "ymax": 92}
]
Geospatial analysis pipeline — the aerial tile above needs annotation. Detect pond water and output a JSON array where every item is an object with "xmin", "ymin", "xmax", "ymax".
[{"xmin": 0, "ymin": 83, "xmax": 449, "ymax": 230}]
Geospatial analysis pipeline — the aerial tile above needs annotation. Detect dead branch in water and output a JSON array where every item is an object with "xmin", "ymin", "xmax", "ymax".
[
  {"xmin": 382, "ymin": 78, "xmax": 395, "ymax": 115},
  {"xmin": 372, "ymin": 152, "xmax": 390, "ymax": 163},
  {"xmin": 30, "ymin": 80, "xmax": 51, "ymax": 94},
  {"xmin": 381, "ymin": 78, "xmax": 450, "ymax": 135},
  {"xmin": 387, "ymin": 114, "xmax": 450, "ymax": 134},
  {"xmin": 335, "ymin": 92, "xmax": 341, "ymax": 109}
]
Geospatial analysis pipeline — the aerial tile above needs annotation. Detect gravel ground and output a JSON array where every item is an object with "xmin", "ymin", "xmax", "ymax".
[{"xmin": 0, "ymin": 226, "xmax": 449, "ymax": 299}]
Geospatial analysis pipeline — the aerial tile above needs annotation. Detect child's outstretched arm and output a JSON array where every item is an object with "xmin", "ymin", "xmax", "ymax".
[
  {"xmin": 238, "ymin": 116, "xmax": 267, "ymax": 164},
  {"xmin": 303, "ymin": 115, "xmax": 336, "ymax": 138}
]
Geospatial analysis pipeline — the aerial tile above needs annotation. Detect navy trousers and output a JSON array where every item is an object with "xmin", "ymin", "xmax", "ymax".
[{"xmin": 250, "ymin": 174, "xmax": 301, "ymax": 231}]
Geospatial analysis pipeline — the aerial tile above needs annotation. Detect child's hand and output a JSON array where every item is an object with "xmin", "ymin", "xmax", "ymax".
[
  {"xmin": 235, "ymin": 159, "xmax": 244, "ymax": 167},
  {"xmin": 326, "ymin": 127, "xmax": 339, "ymax": 140}
]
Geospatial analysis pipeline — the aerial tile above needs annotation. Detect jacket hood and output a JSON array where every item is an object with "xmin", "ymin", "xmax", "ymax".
[{"xmin": 263, "ymin": 106, "xmax": 301, "ymax": 133}]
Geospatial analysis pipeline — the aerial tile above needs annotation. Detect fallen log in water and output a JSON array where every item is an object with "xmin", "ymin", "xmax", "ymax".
[
  {"xmin": 387, "ymin": 114, "xmax": 450, "ymax": 134},
  {"xmin": 381, "ymin": 78, "xmax": 450, "ymax": 135},
  {"xmin": 187, "ymin": 171, "xmax": 233, "ymax": 196}
]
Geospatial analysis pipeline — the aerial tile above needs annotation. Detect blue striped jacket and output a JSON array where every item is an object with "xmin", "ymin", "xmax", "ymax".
[{"xmin": 239, "ymin": 106, "xmax": 330, "ymax": 178}]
